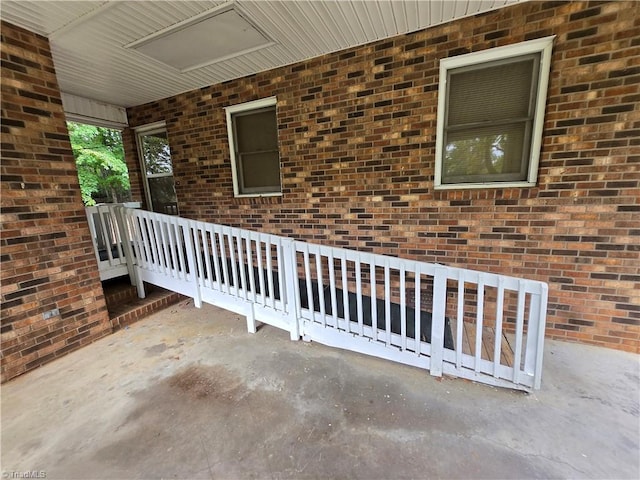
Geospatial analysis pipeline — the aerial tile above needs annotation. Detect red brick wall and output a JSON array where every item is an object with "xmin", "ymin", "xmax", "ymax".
[
  {"xmin": 120, "ymin": 127, "xmax": 147, "ymax": 209},
  {"xmin": 125, "ymin": 1, "xmax": 639, "ymax": 352},
  {"xmin": 1, "ymin": 21, "xmax": 112, "ymax": 382}
]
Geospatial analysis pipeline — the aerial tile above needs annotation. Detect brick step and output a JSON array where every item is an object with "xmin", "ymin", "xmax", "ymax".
[
  {"xmin": 102, "ymin": 278, "xmax": 184, "ymax": 330},
  {"xmin": 109, "ymin": 287, "xmax": 183, "ymax": 331},
  {"xmin": 103, "ymin": 281, "xmax": 151, "ymax": 310}
]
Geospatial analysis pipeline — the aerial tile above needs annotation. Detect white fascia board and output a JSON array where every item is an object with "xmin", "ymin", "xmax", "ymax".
[{"xmin": 61, "ymin": 92, "xmax": 128, "ymax": 128}]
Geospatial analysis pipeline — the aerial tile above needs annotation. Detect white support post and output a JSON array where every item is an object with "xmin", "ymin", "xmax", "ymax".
[
  {"xmin": 246, "ymin": 303, "xmax": 257, "ymax": 334},
  {"xmin": 182, "ymin": 220, "xmax": 202, "ymax": 308},
  {"xmin": 282, "ymin": 239, "xmax": 300, "ymax": 341},
  {"xmin": 533, "ymin": 284, "xmax": 548, "ymax": 390},
  {"xmin": 524, "ymin": 291, "xmax": 540, "ymax": 375},
  {"xmin": 129, "ymin": 210, "xmax": 146, "ymax": 299},
  {"xmin": 430, "ymin": 266, "xmax": 448, "ymax": 377},
  {"xmin": 114, "ymin": 205, "xmax": 138, "ymax": 288}
]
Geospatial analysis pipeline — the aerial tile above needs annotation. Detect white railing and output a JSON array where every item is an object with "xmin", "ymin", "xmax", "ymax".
[
  {"xmin": 293, "ymin": 241, "xmax": 548, "ymax": 390},
  {"xmin": 85, "ymin": 203, "xmax": 139, "ymax": 282},
  {"xmin": 114, "ymin": 207, "xmax": 548, "ymax": 391}
]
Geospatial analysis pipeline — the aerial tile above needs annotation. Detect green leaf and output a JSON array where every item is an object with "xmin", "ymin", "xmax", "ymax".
[{"xmin": 67, "ymin": 122, "xmax": 131, "ymax": 205}]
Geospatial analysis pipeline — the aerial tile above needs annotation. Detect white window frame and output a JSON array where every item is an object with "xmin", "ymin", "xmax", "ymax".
[
  {"xmin": 434, "ymin": 36, "xmax": 555, "ymax": 190},
  {"xmin": 224, "ymin": 96, "xmax": 282, "ymax": 198},
  {"xmin": 135, "ymin": 121, "xmax": 179, "ymax": 214}
]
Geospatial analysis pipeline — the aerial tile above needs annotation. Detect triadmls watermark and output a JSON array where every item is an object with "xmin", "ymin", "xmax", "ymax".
[{"xmin": 2, "ymin": 472, "xmax": 46, "ymax": 479}]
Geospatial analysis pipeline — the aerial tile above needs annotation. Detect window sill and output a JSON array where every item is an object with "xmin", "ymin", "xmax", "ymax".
[
  {"xmin": 434, "ymin": 181, "xmax": 536, "ymax": 190},
  {"xmin": 233, "ymin": 192, "xmax": 283, "ymax": 199}
]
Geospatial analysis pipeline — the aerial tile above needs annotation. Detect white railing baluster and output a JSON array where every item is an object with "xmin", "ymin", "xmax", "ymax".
[
  {"xmin": 256, "ymin": 238, "xmax": 266, "ymax": 306},
  {"xmin": 100, "ymin": 208, "xmax": 111, "ymax": 260},
  {"xmin": 533, "ymin": 285, "xmax": 548, "ymax": 389},
  {"xmin": 456, "ymin": 272, "xmax": 465, "ymax": 369},
  {"xmin": 98, "ymin": 207, "xmax": 115, "ymax": 265},
  {"xmin": 202, "ymin": 225, "xmax": 214, "ymax": 289},
  {"xmin": 302, "ymin": 244, "xmax": 315, "ymax": 322},
  {"xmin": 94, "ymin": 207, "xmax": 107, "ymax": 263},
  {"xmin": 160, "ymin": 218, "xmax": 174, "ymax": 276},
  {"xmin": 138, "ymin": 215, "xmax": 152, "ymax": 270},
  {"xmin": 430, "ymin": 266, "xmax": 447, "ymax": 377},
  {"xmin": 151, "ymin": 217, "xmax": 165, "ymax": 274},
  {"xmin": 384, "ymin": 262, "xmax": 391, "ymax": 347},
  {"xmin": 288, "ymin": 244, "xmax": 304, "ymax": 325},
  {"xmin": 245, "ymin": 234, "xmax": 256, "ymax": 303},
  {"xmin": 167, "ymin": 219, "xmax": 177, "ymax": 275},
  {"xmin": 524, "ymin": 291, "xmax": 538, "ymax": 373},
  {"xmin": 474, "ymin": 274, "xmax": 485, "ymax": 373},
  {"xmin": 183, "ymin": 220, "xmax": 201, "ymax": 307},
  {"xmin": 113, "ymin": 206, "xmax": 136, "ymax": 286},
  {"xmin": 173, "ymin": 220, "xmax": 186, "ymax": 279},
  {"xmin": 123, "ymin": 209, "xmax": 145, "ymax": 298},
  {"xmin": 226, "ymin": 229, "xmax": 240, "ymax": 298},
  {"xmin": 415, "ymin": 266, "xmax": 421, "ymax": 356},
  {"xmin": 276, "ymin": 238, "xmax": 286, "ymax": 310},
  {"xmin": 370, "ymin": 261, "xmax": 377, "ymax": 341},
  {"xmin": 282, "ymin": 239, "xmax": 300, "ymax": 340},
  {"xmin": 341, "ymin": 253, "xmax": 350, "ymax": 333},
  {"xmin": 111, "ymin": 207, "xmax": 125, "ymax": 264},
  {"xmin": 493, "ymin": 277, "xmax": 505, "ymax": 377},
  {"xmin": 400, "ymin": 264, "xmax": 406, "ymax": 352},
  {"xmin": 513, "ymin": 280, "xmax": 527, "ymax": 385},
  {"xmin": 86, "ymin": 207, "xmax": 101, "ymax": 265},
  {"xmin": 147, "ymin": 216, "xmax": 157, "ymax": 271},
  {"xmin": 328, "ymin": 251, "xmax": 338, "ymax": 329},
  {"xmin": 216, "ymin": 226, "xmax": 230, "ymax": 295},
  {"xmin": 356, "ymin": 261, "xmax": 364, "ymax": 336},
  {"xmin": 179, "ymin": 222, "xmax": 190, "ymax": 279},
  {"xmin": 525, "ymin": 285, "xmax": 547, "ymax": 382},
  {"xmin": 193, "ymin": 224, "xmax": 206, "ymax": 288},
  {"xmin": 236, "ymin": 232, "xmax": 248, "ymax": 301},
  {"xmin": 266, "ymin": 240, "xmax": 275, "ymax": 309},
  {"xmin": 315, "ymin": 250, "xmax": 326, "ymax": 326}
]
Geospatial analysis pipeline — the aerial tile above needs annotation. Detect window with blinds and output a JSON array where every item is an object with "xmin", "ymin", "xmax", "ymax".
[
  {"xmin": 434, "ymin": 37, "xmax": 554, "ymax": 189},
  {"xmin": 225, "ymin": 97, "xmax": 282, "ymax": 196}
]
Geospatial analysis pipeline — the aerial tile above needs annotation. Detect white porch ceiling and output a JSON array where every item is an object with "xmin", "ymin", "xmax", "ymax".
[{"xmin": 2, "ymin": 0, "xmax": 525, "ymax": 109}]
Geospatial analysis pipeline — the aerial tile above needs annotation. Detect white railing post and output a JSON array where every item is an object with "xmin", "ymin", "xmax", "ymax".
[
  {"xmin": 96, "ymin": 205, "xmax": 114, "ymax": 264},
  {"xmin": 113, "ymin": 205, "xmax": 138, "ymax": 288},
  {"xmin": 429, "ymin": 266, "xmax": 448, "ymax": 377},
  {"xmin": 532, "ymin": 284, "xmax": 548, "ymax": 389},
  {"xmin": 282, "ymin": 238, "xmax": 300, "ymax": 341},
  {"xmin": 182, "ymin": 219, "xmax": 202, "ymax": 308},
  {"xmin": 129, "ymin": 210, "xmax": 146, "ymax": 299},
  {"xmin": 85, "ymin": 206, "xmax": 100, "ymax": 265}
]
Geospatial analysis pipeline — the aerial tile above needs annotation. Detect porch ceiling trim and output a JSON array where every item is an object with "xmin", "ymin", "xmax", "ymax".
[{"xmin": 61, "ymin": 93, "xmax": 129, "ymax": 129}]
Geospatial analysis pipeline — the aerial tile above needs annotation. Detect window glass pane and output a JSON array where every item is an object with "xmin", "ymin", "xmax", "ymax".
[
  {"xmin": 148, "ymin": 176, "xmax": 178, "ymax": 214},
  {"xmin": 443, "ymin": 123, "xmax": 528, "ymax": 183},
  {"xmin": 448, "ymin": 58, "xmax": 535, "ymax": 126},
  {"xmin": 240, "ymin": 151, "xmax": 281, "ymax": 191},
  {"xmin": 234, "ymin": 108, "xmax": 278, "ymax": 153},
  {"xmin": 141, "ymin": 132, "xmax": 172, "ymax": 175}
]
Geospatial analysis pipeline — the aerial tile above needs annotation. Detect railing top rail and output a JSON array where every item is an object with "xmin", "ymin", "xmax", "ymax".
[
  {"xmin": 126, "ymin": 207, "xmax": 548, "ymax": 294},
  {"xmin": 292, "ymin": 239, "xmax": 547, "ymax": 294}
]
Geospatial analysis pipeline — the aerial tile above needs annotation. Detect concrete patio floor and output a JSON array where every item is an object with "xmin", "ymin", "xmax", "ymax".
[{"xmin": 2, "ymin": 299, "xmax": 639, "ymax": 479}]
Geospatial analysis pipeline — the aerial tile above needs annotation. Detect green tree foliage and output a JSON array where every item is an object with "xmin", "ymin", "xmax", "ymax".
[
  {"xmin": 444, "ymin": 134, "xmax": 505, "ymax": 178},
  {"xmin": 140, "ymin": 132, "xmax": 172, "ymax": 175},
  {"xmin": 67, "ymin": 122, "xmax": 130, "ymax": 205}
]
